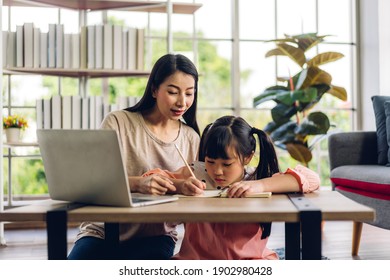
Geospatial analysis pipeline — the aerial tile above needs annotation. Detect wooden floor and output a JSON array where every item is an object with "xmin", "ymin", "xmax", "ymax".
[{"xmin": 1, "ymin": 221, "xmax": 389, "ymax": 260}]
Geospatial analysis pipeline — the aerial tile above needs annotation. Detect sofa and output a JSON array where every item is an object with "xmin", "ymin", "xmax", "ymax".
[{"xmin": 328, "ymin": 95, "xmax": 390, "ymax": 256}]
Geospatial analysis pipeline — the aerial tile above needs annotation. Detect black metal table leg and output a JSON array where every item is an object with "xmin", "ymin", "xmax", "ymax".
[
  {"xmin": 47, "ymin": 209, "xmax": 67, "ymax": 260},
  {"xmin": 285, "ymin": 222, "xmax": 301, "ymax": 260},
  {"xmin": 105, "ymin": 222, "xmax": 120, "ymax": 259},
  {"xmin": 288, "ymin": 194, "xmax": 322, "ymax": 260},
  {"xmin": 46, "ymin": 203, "xmax": 85, "ymax": 260}
]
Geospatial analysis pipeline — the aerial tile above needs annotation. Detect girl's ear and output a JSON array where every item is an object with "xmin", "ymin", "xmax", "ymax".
[{"xmin": 244, "ymin": 151, "xmax": 255, "ymax": 165}]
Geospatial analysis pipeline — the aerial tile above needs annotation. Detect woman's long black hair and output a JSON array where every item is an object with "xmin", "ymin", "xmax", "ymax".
[
  {"xmin": 126, "ymin": 53, "xmax": 200, "ymax": 135},
  {"xmin": 199, "ymin": 115, "xmax": 280, "ymax": 239}
]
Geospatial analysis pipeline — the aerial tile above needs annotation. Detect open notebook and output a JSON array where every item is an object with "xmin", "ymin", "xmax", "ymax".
[
  {"xmin": 37, "ymin": 129, "xmax": 178, "ymax": 207},
  {"xmin": 175, "ymin": 189, "xmax": 272, "ymax": 198},
  {"xmin": 174, "ymin": 161, "xmax": 272, "ymax": 198}
]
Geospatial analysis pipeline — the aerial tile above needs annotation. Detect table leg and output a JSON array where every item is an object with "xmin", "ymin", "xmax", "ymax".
[
  {"xmin": 47, "ymin": 209, "xmax": 67, "ymax": 260},
  {"xmin": 301, "ymin": 209, "xmax": 322, "ymax": 260},
  {"xmin": 285, "ymin": 222, "xmax": 301, "ymax": 260},
  {"xmin": 46, "ymin": 203, "xmax": 85, "ymax": 260},
  {"xmin": 288, "ymin": 194, "xmax": 322, "ymax": 260},
  {"xmin": 105, "ymin": 223, "xmax": 120, "ymax": 258}
]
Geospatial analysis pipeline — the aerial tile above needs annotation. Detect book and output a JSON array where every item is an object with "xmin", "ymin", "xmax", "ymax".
[
  {"xmin": 127, "ymin": 27, "xmax": 137, "ymax": 70},
  {"xmin": 23, "ymin": 22, "xmax": 34, "ymax": 68},
  {"xmin": 103, "ymin": 24, "xmax": 113, "ymax": 69},
  {"xmin": 62, "ymin": 95, "xmax": 72, "ymax": 129},
  {"xmin": 117, "ymin": 96, "xmax": 128, "ymax": 110},
  {"xmin": 51, "ymin": 95, "xmax": 62, "ymax": 129},
  {"xmin": 81, "ymin": 97, "xmax": 89, "ymax": 129},
  {"xmin": 63, "ymin": 33, "xmax": 71, "ymax": 69},
  {"xmin": 6, "ymin": 31, "xmax": 16, "ymax": 67},
  {"xmin": 36, "ymin": 99, "xmax": 44, "ymax": 129},
  {"xmin": 2, "ymin": 31, "xmax": 8, "ymax": 68},
  {"xmin": 136, "ymin": 28, "xmax": 144, "ymax": 70},
  {"xmin": 103, "ymin": 103, "xmax": 111, "ymax": 120},
  {"xmin": 113, "ymin": 25, "xmax": 122, "ymax": 70},
  {"xmin": 71, "ymin": 95, "xmax": 82, "ymax": 129},
  {"xmin": 95, "ymin": 24, "xmax": 103, "ymax": 69},
  {"xmin": 71, "ymin": 33, "xmax": 80, "ymax": 69},
  {"xmin": 56, "ymin": 24, "xmax": 64, "ymax": 68},
  {"xmin": 95, "ymin": 95, "xmax": 103, "ymax": 129},
  {"xmin": 87, "ymin": 25, "xmax": 95, "ymax": 69},
  {"xmin": 80, "ymin": 26, "xmax": 87, "ymax": 69},
  {"xmin": 175, "ymin": 190, "xmax": 272, "ymax": 198},
  {"xmin": 33, "ymin": 27, "xmax": 40, "ymax": 68},
  {"xmin": 40, "ymin": 32, "xmax": 48, "ymax": 68},
  {"xmin": 88, "ymin": 95, "xmax": 96, "ymax": 129},
  {"xmin": 121, "ymin": 29, "xmax": 128, "ymax": 69},
  {"xmin": 48, "ymin": 23, "xmax": 56, "ymax": 68},
  {"xmin": 16, "ymin": 25, "xmax": 24, "ymax": 67},
  {"xmin": 43, "ymin": 98, "xmax": 52, "ymax": 129},
  {"xmin": 128, "ymin": 96, "xmax": 137, "ymax": 107}
]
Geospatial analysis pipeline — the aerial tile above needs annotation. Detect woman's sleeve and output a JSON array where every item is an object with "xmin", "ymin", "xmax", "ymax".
[{"xmin": 281, "ymin": 165, "xmax": 320, "ymax": 193}]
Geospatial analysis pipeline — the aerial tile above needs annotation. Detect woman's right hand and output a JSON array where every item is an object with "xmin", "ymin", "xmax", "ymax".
[
  {"xmin": 177, "ymin": 177, "xmax": 206, "ymax": 196},
  {"xmin": 136, "ymin": 174, "xmax": 177, "ymax": 195}
]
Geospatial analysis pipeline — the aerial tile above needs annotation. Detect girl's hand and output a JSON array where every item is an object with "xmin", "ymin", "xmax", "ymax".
[
  {"xmin": 227, "ymin": 180, "xmax": 264, "ymax": 198},
  {"xmin": 178, "ymin": 177, "xmax": 206, "ymax": 196},
  {"xmin": 137, "ymin": 174, "xmax": 176, "ymax": 195}
]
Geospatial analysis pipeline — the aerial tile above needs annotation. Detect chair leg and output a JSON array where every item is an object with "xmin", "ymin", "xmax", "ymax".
[{"xmin": 352, "ymin": 221, "xmax": 363, "ymax": 256}]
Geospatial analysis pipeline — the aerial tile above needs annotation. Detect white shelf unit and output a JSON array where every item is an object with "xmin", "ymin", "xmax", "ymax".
[{"xmin": 0, "ymin": 0, "xmax": 202, "ymax": 245}]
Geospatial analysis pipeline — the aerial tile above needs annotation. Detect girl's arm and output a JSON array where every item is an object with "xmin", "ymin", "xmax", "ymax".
[{"xmin": 228, "ymin": 165, "xmax": 320, "ymax": 198}]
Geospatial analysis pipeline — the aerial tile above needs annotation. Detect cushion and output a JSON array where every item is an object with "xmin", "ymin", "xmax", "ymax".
[
  {"xmin": 385, "ymin": 101, "xmax": 390, "ymax": 166},
  {"xmin": 330, "ymin": 165, "xmax": 390, "ymax": 200},
  {"xmin": 371, "ymin": 95, "xmax": 390, "ymax": 165}
]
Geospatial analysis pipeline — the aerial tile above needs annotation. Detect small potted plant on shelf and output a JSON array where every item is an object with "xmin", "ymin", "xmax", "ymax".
[
  {"xmin": 253, "ymin": 33, "xmax": 347, "ymax": 165},
  {"xmin": 3, "ymin": 115, "xmax": 28, "ymax": 143}
]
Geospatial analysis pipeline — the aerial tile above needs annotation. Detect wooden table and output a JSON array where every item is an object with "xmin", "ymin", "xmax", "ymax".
[{"xmin": 0, "ymin": 191, "xmax": 375, "ymax": 260}]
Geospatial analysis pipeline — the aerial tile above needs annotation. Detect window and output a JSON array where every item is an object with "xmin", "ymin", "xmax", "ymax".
[{"xmin": 2, "ymin": 0, "xmax": 357, "ymax": 202}]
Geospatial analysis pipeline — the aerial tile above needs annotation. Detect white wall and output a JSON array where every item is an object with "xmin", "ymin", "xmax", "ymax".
[
  {"xmin": 359, "ymin": 0, "xmax": 390, "ymax": 131},
  {"xmin": 359, "ymin": 0, "xmax": 379, "ymax": 131}
]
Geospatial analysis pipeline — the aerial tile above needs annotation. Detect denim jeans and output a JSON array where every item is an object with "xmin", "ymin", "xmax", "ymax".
[{"xmin": 67, "ymin": 235, "xmax": 175, "ymax": 260}]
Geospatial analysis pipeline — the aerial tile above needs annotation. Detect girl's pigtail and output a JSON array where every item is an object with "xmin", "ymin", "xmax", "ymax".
[
  {"xmin": 251, "ymin": 127, "xmax": 279, "ymax": 239},
  {"xmin": 251, "ymin": 127, "xmax": 279, "ymax": 179}
]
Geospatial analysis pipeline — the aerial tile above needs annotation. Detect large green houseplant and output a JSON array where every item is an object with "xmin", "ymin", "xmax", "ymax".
[{"xmin": 253, "ymin": 33, "xmax": 347, "ymax": 165}]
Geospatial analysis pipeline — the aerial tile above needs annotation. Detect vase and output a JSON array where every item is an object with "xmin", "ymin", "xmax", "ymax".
[{"xmin": 5, "ymin": 128, "xmax": 21, "ymax": 143}]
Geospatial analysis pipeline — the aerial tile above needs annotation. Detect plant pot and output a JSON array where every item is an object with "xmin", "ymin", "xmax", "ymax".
[{"xmin": 5, "ymin": 128, "xmax": 21, "ymax": 143}]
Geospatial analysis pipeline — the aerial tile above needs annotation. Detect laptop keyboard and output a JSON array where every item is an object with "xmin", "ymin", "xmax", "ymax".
[{"xmin": 131, "ymin": 197, "xmax": 151, "ymax": 203}]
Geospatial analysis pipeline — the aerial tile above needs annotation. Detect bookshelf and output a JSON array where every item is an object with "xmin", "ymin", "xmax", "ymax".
[
  {"xmin": 4, "ymin": 67, "xmax": 150, "ymax": 78},
  {"xmin": 0, "ymin": 0, "xmax": 202, "ymax": 244}
]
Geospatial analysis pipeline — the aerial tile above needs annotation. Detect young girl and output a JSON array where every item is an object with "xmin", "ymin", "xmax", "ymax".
[{"xmin": 143, "ymin": 115, "xmax": 320, "ymax": 259}]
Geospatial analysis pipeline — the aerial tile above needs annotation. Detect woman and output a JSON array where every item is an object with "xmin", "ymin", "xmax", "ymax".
[{"xmin": 68, "ymin": 54, "xmax": 205, "ymax": 260}]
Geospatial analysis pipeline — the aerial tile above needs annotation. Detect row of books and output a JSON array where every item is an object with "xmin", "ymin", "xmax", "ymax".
[
  {"xmin": 36, "ymin": 95, "xmax": 140, "ymax": 130},
  {"xmin": 2, "ymin": 23, "xmax": 145, "ymax": 70}
]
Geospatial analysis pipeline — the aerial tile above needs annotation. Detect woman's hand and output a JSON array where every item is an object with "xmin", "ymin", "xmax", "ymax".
[
  {"xmin": 177, "ymin": 177, "xmax": 206, "ymax": 196},
  {"xmin": 227, "ymin": 180, "xmax": 264, "ymax": 198},
  {"xmin": 137, "ymin": 174, "xmax": 176, "ymax": 195}
]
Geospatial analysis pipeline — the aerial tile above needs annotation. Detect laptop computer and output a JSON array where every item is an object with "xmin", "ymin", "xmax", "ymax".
[{"xmin": 37, "ymin": 129, "xmax": 178, "ymax": 207}]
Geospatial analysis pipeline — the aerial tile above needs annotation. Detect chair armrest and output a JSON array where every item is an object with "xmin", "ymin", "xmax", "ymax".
[{"xmin": 328, "ymin": 131, "xmax": 378, "ymax": 170}]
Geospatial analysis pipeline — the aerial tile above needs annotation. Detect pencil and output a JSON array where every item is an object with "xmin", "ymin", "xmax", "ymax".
[{"xmin": 174, "ymin": 144, "xmax": 197, "ymax": 178}]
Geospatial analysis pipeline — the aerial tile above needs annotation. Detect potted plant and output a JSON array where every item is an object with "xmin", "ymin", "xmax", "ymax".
[
  {"xmin": 3, "ymin": 115, "xmax": 28, "ymax": 143},
  {"xmin": 253, "ymin": 33, "xmax": 347, "ymax": 165}
]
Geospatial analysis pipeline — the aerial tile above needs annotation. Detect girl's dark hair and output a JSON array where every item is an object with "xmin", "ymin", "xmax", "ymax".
[
  {"xmin": 126, "ymin": 53, "xmax": 200, "ymax": 135},
  {"xmin": 199, "ymin": 115, "xmax": 279, "ymax": 239},
  {"xmin": 199, "ymin": 115, "xmax": 280, "ymax": 179}
]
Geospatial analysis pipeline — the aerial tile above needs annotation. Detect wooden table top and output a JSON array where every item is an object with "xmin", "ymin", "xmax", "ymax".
[{"xmin": 0, "ymin": 191, "xmax": 375, "ymax": 224}]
